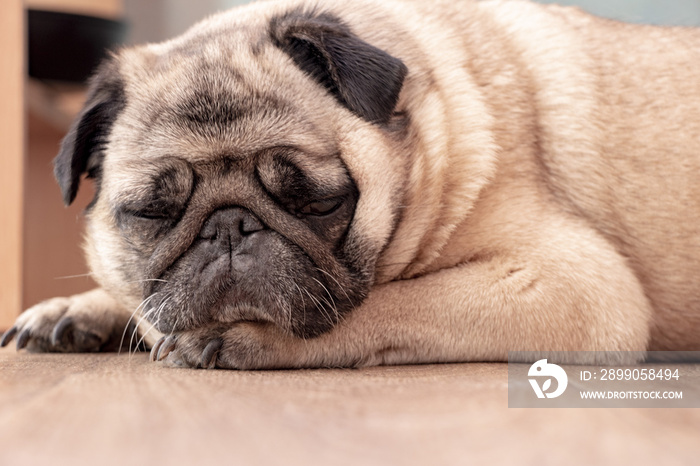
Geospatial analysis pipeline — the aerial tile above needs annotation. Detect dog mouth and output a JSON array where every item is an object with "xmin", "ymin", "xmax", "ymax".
[
  {"xmin": 142, "ymin": 231, "xmax": 354, "ymax": 339},
  {"xmin": 144, "ymin": 274, "xmax": 345, "ymax": 339}
]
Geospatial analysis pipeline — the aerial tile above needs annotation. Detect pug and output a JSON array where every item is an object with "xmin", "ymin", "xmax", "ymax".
[{"xmin": 2, "ymin": 0, "xmax": 699, "ymax": 368}]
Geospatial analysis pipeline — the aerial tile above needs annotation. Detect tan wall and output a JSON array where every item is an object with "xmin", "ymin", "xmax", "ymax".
[{"xmin": 0, "ymin": 0, "xmax": 25, "ymax": 330}]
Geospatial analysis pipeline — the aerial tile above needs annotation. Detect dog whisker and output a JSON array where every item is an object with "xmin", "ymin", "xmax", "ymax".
[
  {"xmin": 315, "ymin": 267, "xmax": 354, "ymax": 308},
  {"xmin": 119, "ymin": 293, "xmax": 160, "ymax": 355},
  {"xmin": 53, "ymin": 273, "xmax": 95, "ymax": 280}
]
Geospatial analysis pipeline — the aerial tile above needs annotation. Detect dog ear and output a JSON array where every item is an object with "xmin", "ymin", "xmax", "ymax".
[
  {"xmin": 54, "ymin": 58, "xmax": 126, "ymax": 205},
  {"xmin": 270, "ymin": 10, "xmax": 407, "ymax": 125}
]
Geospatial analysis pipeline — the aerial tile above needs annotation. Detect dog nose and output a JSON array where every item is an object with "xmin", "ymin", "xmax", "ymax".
[{"xmin": 199, "ymin": 207, "xmax": 265, "ymax": 244}]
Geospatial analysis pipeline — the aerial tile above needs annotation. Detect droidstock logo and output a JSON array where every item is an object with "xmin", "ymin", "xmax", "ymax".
[{"xmin": 528, "ymin": 359, "xmax": 568, "ymax": 399}]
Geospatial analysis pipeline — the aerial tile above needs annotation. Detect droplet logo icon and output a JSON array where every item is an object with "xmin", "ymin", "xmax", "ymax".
[{"xmin": 528, "ymin": 359, "xmax": 568, "ymax": 399}]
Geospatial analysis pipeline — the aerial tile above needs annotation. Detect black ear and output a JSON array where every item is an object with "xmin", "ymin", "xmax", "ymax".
[
  {"xmin": 270, "ymin": 10, "xmax": 407, "ymax": 124},
  {"xmin": 54, "ymin": 58, "xmax": 126, "ymax": 205}
]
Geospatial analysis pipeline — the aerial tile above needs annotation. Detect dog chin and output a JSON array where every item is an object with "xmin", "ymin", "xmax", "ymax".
[{"xmin": 212, "ymin": 303, "xmax": 286, "ymax": 330}]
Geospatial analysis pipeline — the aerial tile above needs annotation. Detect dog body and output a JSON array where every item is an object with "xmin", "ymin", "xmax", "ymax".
[{"xmin": 3, "ymin": 0, "xmax": 699, "ymax": 367}]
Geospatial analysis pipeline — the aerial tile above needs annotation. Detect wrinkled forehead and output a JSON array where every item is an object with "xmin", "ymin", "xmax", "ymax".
[
  {"xmin": 111, "ymin": 27, "xmax": 340, "ymax": 164},
  {"xmin": 101, "ymin": 30, "xmax": 356, "ymax": 203}
]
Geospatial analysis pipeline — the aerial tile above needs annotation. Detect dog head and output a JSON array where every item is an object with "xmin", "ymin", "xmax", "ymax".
[{"xmin": 54, "ymin": 3, "xmax": 410, "ymax": 338}]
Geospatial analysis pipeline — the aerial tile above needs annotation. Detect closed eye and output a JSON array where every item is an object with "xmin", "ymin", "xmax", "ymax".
[
  {"xmin": 129, "ymin": 211, "xmax": 171, "ymax": 220},
  {"xmin": 119, "ymin": 205, "xmax": 178, "ymax": 221},
  {"xmin": 298, "ymin": 198, "xmax": 342, "ymax": 216}
]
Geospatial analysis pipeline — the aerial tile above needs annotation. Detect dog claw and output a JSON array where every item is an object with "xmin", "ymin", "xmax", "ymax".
[
  {"xmin": 1, "ymin": 327, "xmax": 18, "ymax": 348},
  {"xmin": 201, "ymin": 339, "xmax": 223, "ymax": 369},
  {"xmin": 150, "ymin": 336, "xmax": 165, "ymax": 362},
  {"xmin": 157, "ymin": 335, "xmax": 177, "ymax": 361},
  {"xmin": 51, "ymin": 317, "xmax": 74, "ymax": 347},
  {"xmin": 16, "ymin": 329, "xmax": 31, "ymax": 350}
]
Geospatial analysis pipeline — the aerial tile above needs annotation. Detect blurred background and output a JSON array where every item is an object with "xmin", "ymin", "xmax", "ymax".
[
  {"xmin": 1, "ymin": 0, "xmax": 700, "ymax": 329},
  {"xmin": 125, "ymin": 0, "xmax": 700, "ymax": 44}
]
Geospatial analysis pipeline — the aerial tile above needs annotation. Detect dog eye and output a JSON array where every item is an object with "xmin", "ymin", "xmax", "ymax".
[
  {"xmin": 299, "ymin": 198, "xmax": 342, "ymax": 216},
  {"xmin": 130, "ymin": 210, "xmax": 170, "ymax": 220},
  {"xmin": 120, "ymin": 205, "xmax": 177, "ymax": 221}
]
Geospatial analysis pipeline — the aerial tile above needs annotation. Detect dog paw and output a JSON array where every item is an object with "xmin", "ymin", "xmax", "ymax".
[
  {"xmin": 150, "ymin": 322, "xmax": 303, "ymax": 370},
  {"xmin": 0, "ymin": 289, "xmax": 136, "ymax": 353}
]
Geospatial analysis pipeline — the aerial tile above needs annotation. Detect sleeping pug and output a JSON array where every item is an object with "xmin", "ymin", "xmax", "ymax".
[{"xmin": 3, "ymin": 0, "xmax": 699, "ymax": 368}]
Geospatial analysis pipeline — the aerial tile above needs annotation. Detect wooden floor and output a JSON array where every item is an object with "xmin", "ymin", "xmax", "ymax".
[{"xmin": 1, "ymin": 346, "xmax": 699, "ymax": 465}]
